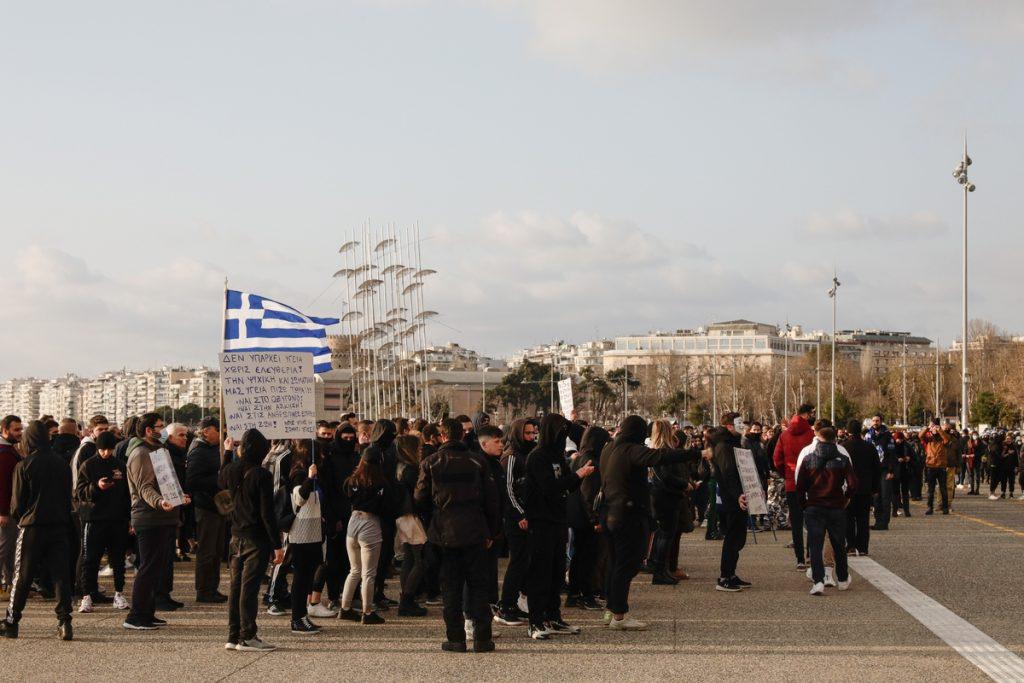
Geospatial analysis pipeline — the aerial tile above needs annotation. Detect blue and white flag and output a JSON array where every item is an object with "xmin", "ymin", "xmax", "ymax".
[{"xmin": 224, "ymin": 289, "xmax": 339, "ymax": 374}]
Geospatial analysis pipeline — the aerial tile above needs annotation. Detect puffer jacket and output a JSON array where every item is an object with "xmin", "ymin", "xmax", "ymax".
[{"xmin": 772, "ymin": 414, "xmax": 814, "ymax": 493}]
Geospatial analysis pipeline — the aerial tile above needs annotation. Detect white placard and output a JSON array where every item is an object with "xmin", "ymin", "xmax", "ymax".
[
  {"xmin": 149, "ymin": 447, "xmax": 185, "ymax": 508},
  {"xmin": 558, "ymin": 378, "xmax": 574, "ymax": 416},
  {"xmin": 220, "ymin": 351, "xmax": 316, "ymax": 440},
  {"xmin": 733, "ymin": 447, "xmax": 768, "ymax": 516}
]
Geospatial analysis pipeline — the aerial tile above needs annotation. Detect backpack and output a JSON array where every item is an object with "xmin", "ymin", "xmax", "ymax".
[{"xmin": 274, "ymin": 484, "xmax": 295, "ymax": 533}]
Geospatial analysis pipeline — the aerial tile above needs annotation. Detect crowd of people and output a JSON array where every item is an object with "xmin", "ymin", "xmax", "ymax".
[{"xmin": 0, "ymin": 406, "xmax": 1019, "ymax": 651}]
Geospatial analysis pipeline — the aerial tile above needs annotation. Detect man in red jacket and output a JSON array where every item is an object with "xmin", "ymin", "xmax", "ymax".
[
  {"xmin": 0, "ymin": 415, "xmax": 24, "ymax": 597},
  {"xmin": 772, "ymin": 404, "xmax": 816, "ymax": 569}
]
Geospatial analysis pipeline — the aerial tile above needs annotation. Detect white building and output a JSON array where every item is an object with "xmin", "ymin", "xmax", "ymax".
[{"xmin": 38, "ymin": 375, "xmax": 86, "ymax": 422}]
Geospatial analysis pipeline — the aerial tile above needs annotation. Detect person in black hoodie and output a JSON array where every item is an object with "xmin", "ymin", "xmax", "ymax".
[
  {"xmin": 647, "ymin": 420, "xmax": 690, "ymax": 586},
  {"xmin": 842, "ymin": 421, "xmax": 880, "ymax": 556},
  {"xmin": 75, "ymin": 430, "xmax": 131, "ymax": 613},
  {"xmin": 522, "ymin": 414, "xmax": 593, "ymax": 640},
  {"xmin": 709, "ymin": 413, "xmax": 750, "ymax": 593},
  {"xmin": 51, "ymin": 419, "xmax": 81, "ymax": 464},
  {"xmin": 494, "ymin": 418, "xmax": 537, "ymax": 625},
  {"xmin": 566, "ymin": 426, "xmax": 609, "ymax": 610},
  {"xmin": 598, "ymin": 415, "xmax": 691, "ymax": 630},
  {"xmin": 1, "ymin": 420, "xmax": 74, "ymax": 641},
  {"xmin": 220, "ymin": 429, "xmax": 284, "ymax": 651},
  {"xmin": 186, "ymin": 417, "xmax": 227, "ymax": 603},
  {"xmin": 309, "ymin": 423, "xmax": 358, "ymax": 614},
  {"xmin": 394, "ymin": 434, "xmax": 428, "ymax": 617},
  {"xmin": 368, "ymin": 421, "xmax": 400, "ymax": 610}
]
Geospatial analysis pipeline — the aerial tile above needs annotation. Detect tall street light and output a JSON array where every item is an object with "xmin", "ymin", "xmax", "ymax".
[
  {"xmin": 952, "ymin": 137, "xmax": 975, "ymax": 429},
  {"xmin": 828, "ymin": 274, "xmax": 841, "ymax": 423}
]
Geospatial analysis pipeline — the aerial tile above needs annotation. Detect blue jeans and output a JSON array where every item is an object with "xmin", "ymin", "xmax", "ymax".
[{"xmin": 804, "ymin": 506, "xmax": 848, "ymax": 585}]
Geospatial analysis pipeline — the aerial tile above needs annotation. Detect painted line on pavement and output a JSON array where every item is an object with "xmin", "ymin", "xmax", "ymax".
[{"xmin": 850, "ymin": 556, "xmax": 1024, "ymax": 683}]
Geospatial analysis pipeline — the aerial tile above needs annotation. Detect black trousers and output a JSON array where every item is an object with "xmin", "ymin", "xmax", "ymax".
[
  {"xmin": 400, "ymin": 543, "xmax": 425, "ymax": 600},
  {"xmin": 499, "ymin": 524, "xmax": 529, "ymax": 610},
  {"xmin": 967, "ymin": 467, "xmax": 980, "ymax": 494},
  {"xmin": 128, "ymin": 525, "xmax": 174, "ymax": 623},
  {"xmin": 785, "ymin": 492, "xmax": 805, "ymax": 563},
  {"xmin": 899, "ymin": 474, "xmax": 913, "ymax": 511},
  {"xmin": 374, "ymin": 517, "xmax": 395, "ymax": 600},
  {"xmin": 227, "ymin": 535, "xmax": 270, "ymax": 643},
  {"xmin": 312, "ymin": 526, "xmax": 349, "ymax": 601},
  {"xmin": 461, "ymin": 542, "xmax": 499, "ymax": 612},
  {"xmin": 805, "ymin": 506, "xmax": 848, "ymax": 584},
  {"xmin": 525, "ymin": 521, "xmax": 566, "ymax": 627},
  {"xmin": 845, "ymin": 494, "xmax": 872, "ymax": 554},
  {"xmin": 194, "ymin": 507, "xmax": 227, "ymax": 598},
  {"xmin": 567, "ymin": 524, "xmax": 599, "ymax": 597},
  {"xmin": 157, "ymin": 529, "xmax": 177, "ymax": 601},
  {"xmin": 440, "ymin": 543, "xmax": 492, "ymax": 644},
  {"xmin": 874, "ymin": 478, "xmax": 893, "ymax": 529},
  {"xmin": 6, "ymin": 525, "xmax": 72, "ymax": 625},
  {"xmin": 604, "ymin": 512, "xmax": 646, "ymax": 615},
  {"xmin": 290, "ymin": 542, "xmax": 322, "ymax": 621},
  {"xmin": 80, "ymin": 519, "xmax": 128, "ymax": 595},
  {"xmin": 719, "ymin": 506, "xmax": 747, "ymax": 579},
  {"xmin": 648, "ymin": 499, "xmax": 679, "ymax": 575},
  {"xmin": 926, "ymin": 467, "xmax": 949, "ymax": 511},
  {"xmin": 421, "ymin": 542, "xmax": 441, "ymax": 599},
  {"xmin": 266, "ymin": 542, "xmax": 292, "ymax": 606}
]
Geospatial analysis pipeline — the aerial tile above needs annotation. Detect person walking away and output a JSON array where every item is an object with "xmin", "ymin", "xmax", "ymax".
[
  {"xmin": 841, "ymin": 422, "xmax": 878, "ymax": 556},
  {"xmin": 286, "ymin": 439, "xmax": 325, "ymax": 634},
  {"xmin": 795, "ymin": 422, "xmax": 856, "ymax": 596},
  {"xmin": 921, "ymin": 420, "xmax": 950, "ymax": 514},
  {"xmin": 0, "ymin": 416, "xmax": 23, "ymax": 600},
  {"xmin": 598, "ymin": 415, "xmax": 692, "ymax": 630},
  {"xmin": 0, "ymin": 420, "xmax": 75, "ymax": 640},
  {"xmin": 76, "ymin": 430, "xmax": 131, "ymax": 613},
  {"xmin": 772, "ymin": 404, "xmax": 816, "ymax": 570},
  {"xmin": 495, "ymin": 418, "xmax": 537, "ymax": 625},
  {"xmin": 414, "ymin": 418, "xmax": 500, "ymax": 652},
  {"xmin": 123, "ymin": 412, "xmax": 190, "ymax": 630},
  {"xmin": 710, "ymin": 413, "xmax": 751, "ymax": 593},
  {"xmin": 220, "ymin": 429, "xmax": 284, "ymax": 651},
  {"xmin": 186, "ymin": 417, "xmax": 228, "ymax": 604}
]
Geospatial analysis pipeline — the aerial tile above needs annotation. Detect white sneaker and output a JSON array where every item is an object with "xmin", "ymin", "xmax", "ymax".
[
  {"xmin": 237, "ymin": 637, "xmax": 277, "ymax": 652},
  {"xmin": 809, "ymin": 582, "xmax": 824, "ymax": 596},
  {"xmin": 78, "ymin": 595, "xmax": 94, "ymax": 613},
  {"xmin": 113, "ymin": 592, "xmax": 129, "ymax": 610},
  {"xmin": 823, "ymin": 569, "xmax": 837, "ymax": 588},
  {"xmin": 98, "ymin": 565, "xmax": 114, "ymax": 578},
  {"xmin": 989, "ymin": 494, "xmax": 999, "ymax": 500},
  {"xmin": 306, "ymin": 602, "xmax": 337, "ymax": 618},
  {"xmin": 805, "ymin": 567, "xmax": 813, "ymax": 582},
  {"xmin": 517, "ymin": 594, "xmax": 529, "ymax": 613},
  {"xmin": 608, "ymin": 617, "xmax": 647, "ymax": 631},
  {"xmin": 224, "ymin": 642, "xmax": 238, "ymax": 650},
  {"xmin": 956, "ymin": 484, "xmax": 965, "ymax": 490},
  {"xmin": 464, "ymin": 618, "xmax": 475, "ymax": 641},
  {"xmin": 602, "ymin": 610, "xmax": 612, "ymax": 625},
  {"xmin": 837, "ymin": 577, "xmax": 852, "ymax": 591}
]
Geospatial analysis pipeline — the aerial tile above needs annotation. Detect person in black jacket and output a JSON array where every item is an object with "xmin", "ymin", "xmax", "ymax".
[
  {"xmin": 309, "ymin": 423, "xmax": 358, "ymax": 615},
  {"xmin": 465, "ymin": 424, "xmax": 505, "ymax": 631},
  {"xmin": 186, "ymin": 417, "xmax": 227, "ymax": 603},
  {"xmin": 495, "ymin": 418, "xmax": 537, "ymax": 625},
  {"xmin": 220, "ymin": 429, "xmax": 284, "ymax": 652},
  {"xmin": 75, "ymin": 430, "xmax": 131, "ymax": 613},
  {"xmin": 394, "ymin": 434, "xmax": 427, "ymax": 617},
  {"xmin": 709, "ymin": 413, "xmax": 750, "ymax": 593},
  {"xmin": 842, "ymin": 421, "xmax": 880, "ymax": 555},
  {"xmin": 598, "ymin": 415, "xmax": 691, "ymax": 630},
  {"xmin": 1, "ymin": 420, "xmax": 74, "ymax": 641},
  {"xmin": 414, "ymin": 418, "xmax": 500, "ymax": 653},
  {"xmin": 522, "ymin": 414, "xmax": 593, "ymax": 640},
  {"xmin": 647, "ymin": 420, "xmax": 689, "ymax": 586},
  {"xmin": 566, "ymin": 426, "xmax": 609, "ymax": 610}
]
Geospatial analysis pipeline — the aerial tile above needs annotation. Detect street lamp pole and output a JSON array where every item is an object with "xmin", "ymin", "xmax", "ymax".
[
  {"xmin": 952, "ymin": 137, "xmax": 975, "ymax": 429},
  {"xmin": 782, "ymin": 322, "xmax": 791, "ymax": 418},
  {"xmin": 828, "ymin": 274, "xmax": 841, "ymax": 423}
]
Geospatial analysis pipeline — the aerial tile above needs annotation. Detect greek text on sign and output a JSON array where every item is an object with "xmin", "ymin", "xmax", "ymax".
[
  {"xmin": 150, "ymin": 448, "xmax": 185, "ymax": 508},
  {"xmin": 558, "ymin": 378, "xmax": 574, "ymax": 416},
  {"xmin": 733, "ymin": 447, "xmax": 768, "ymax": 516},
  {"xmin": 220, "ymin": 351, "xmax": 316, "ymax": 440}
]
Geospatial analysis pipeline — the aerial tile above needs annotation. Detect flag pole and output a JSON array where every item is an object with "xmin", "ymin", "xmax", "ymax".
[{"xmin": 219, "ymin": 277, "xmax": 228, "ymax": 464}]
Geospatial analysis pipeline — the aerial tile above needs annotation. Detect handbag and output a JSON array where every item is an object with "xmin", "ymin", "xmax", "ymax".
[
  {"xmin": 395, "ymin": 513, "xmax": 427, "ymax": 548},
  {"xmin": 213, "ymin": 490, "xmax": 235, "ymax": 517}
]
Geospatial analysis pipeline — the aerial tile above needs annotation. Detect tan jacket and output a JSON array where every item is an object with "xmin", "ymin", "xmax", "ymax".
[{"xmin": 922, "ymin": 429, "xmax": 951, "ymax": 469}]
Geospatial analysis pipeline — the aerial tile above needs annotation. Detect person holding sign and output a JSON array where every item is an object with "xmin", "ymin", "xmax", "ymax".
[
  {"xmin": 709, "ymin": 413, "xmax": 750, "ymax": 593},
  {"xmin": 123, "ymin": 413, "xmax": 191, "ymax": 631}
]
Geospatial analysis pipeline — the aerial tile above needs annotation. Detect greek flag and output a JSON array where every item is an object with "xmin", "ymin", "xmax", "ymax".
[{"xmin": 224, "ymin": 289, "xmax": 339, "ymax": 374}]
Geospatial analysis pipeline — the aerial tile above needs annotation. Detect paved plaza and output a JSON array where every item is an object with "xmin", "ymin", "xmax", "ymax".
[{"xmin": 5, "ymin": 493, "xmax": 1024, "ymax": 681}]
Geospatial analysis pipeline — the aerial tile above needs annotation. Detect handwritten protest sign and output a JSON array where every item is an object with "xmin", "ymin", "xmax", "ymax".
[
  {"xmin": 220, "ymin": 351, "xmax": 316, "ymax": 440},
  {"xmin": 150, "ymin": 447, "xmax": 185, "ymax": 508},
  {"xmin": 733, "ymin": 447, "xmax": 768, "ymax": 516},
  {"xmin": 558, "ymin": 378, "xmax": 574, "ymax": 417}
]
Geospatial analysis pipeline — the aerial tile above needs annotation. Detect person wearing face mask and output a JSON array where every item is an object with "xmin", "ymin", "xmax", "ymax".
[
  {"xmin": 520, "ymin": 414, "xmax": 594, "ymax": 640},
  {"xmin": 0, "ymin": 420, "xmax": 75, "ymax": 641},
  {"xmin": 709, "ymin": 413, "xmax": 752, "ymax": 593},
  {"xmin": 495, "ymin": 418, "xmax": 537, "ymax": 626}
]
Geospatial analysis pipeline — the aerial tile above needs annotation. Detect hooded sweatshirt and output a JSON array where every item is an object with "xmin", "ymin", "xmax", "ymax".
[
  {"xmin": 500, "ymin": 418, "xmax": 535, "ymax": 526},
  {"xmin": 567, "ymin": 426, "xmax": 609, "ymax": 529},
  {"xmin": 523, "ymin": 414, "xmax": 581, "ymax": 524},
  {"xmin": 710, "ymin": 427, "xmax": 743, "ymax": 510},
  {"xmin": 795, "ymin": 440, "xmax": 857, "ymax": 509},
  {"xmin": 772, "ymin": 414, "xmax": 815, "ymax": 493},
  {"xmin": 842, "ymin": 426, "xmax": 880, "ymax": 496},
  {"xmin": 10, "ymin": 421, "xmax": 73, "ymax": 528},
  {"xmin": 219, "ymin": 429, "xmax": 281, "ymax": 549},
  {"xmin": 0, "ymin": 435, "xmax": 20, "ymax": 517}
]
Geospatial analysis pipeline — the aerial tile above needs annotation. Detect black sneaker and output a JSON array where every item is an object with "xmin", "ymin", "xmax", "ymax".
[
  {"xmin": 362, "ymin": 611, "xmax": 385, "ymax": 625},
  {"xmin": 512, "ymin": 606, "xmax": 530, "ymax": 621},
  {"xmin": 652, "ymin": 572, "xmax": 679, "ymax": 586},
  {"xmin": 338, "ymin": 608, "xmax": 361, "ymax": 622},
  {"xmin": 196, "ymin": 592, "xmax": 229, "ymax": 604},
  {"xmin": 424, "ymin": 594, "xmax": 442, "ymax": 606},
  {"xmin": 493, "ymin": 608, "xmax": 525, "ymax": 626},
  {"xmin": 150, "ymin": 616, "xmax": 168, "ymax": 627},
  {"xmin": 546, "ymin": 619, "xmax": 580, "ymax": 635},
  {"xmin": 715, "ymin": 578, "xmax": 741, "ymax": 593},
  {"xmin": 1, "ymin": 619, "xmax": 18, "ymax": 639},
  {"xmin": 730, "ymin": 576, "xmax": 752, "ymax": 589},
  {"xmin": 580, "ymin": 596, "xmax": 603, "ymax": 610},
  {"xmin": 397, "ymin": 601, "xmax": 428, "ymax": 617},
  {"xmin": 122, "ymin": 617, "xmax": 158, "ymax": 631},
  {"xmin": 528, "ymin": 624, "xmax": 551, "ymax": 640},
  {"xmin": 473, "ymin": 640, "xmax": 496, "ymax": 653},
  {"xmin": 58, "ymin": 621, "xmax": 73, "ymax": 641},
  {"xmin": 155, "ymin": 598, "xmax": 183, "ymax": 611},
  {"xmin": 564, "ymin": 595, "xmax": 580, "ymax": 608},
  {"xmin": 375, "ymin": 596, "xmax": 398, "ymax": 608},
  {"xmin": 291, "ymin": 617, "xmax": 321, "ymax": 634},
  {"xmin": 441, "ymin": 640, "xmax": 467, "ymax": 652}
]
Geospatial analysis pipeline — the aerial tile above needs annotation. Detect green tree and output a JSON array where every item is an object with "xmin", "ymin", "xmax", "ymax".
[
  {"xmin": 490, "ymin": 360, "xmax": 551, "ymax": 417},
  {"xmin": 971, "ymin": 391, "xmax": 1003, "ymax": 426}
]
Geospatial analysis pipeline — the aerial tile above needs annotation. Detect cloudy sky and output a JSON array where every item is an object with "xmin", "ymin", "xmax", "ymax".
[{"xmin": 3, "ymin": 1, "xmax": 1024, "ymax": 378}]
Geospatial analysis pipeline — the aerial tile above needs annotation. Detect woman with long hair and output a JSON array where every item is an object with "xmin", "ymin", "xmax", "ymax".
[
  {"xmin": 394, "ymin": 434, "xmax": 428, "ymax": 616},
  {"xmin": 286, "ymin": 439, "xmax": 324, "ymax": 634},
  {"xmin": 647, "ymin": 420, "xmax": 689, "ymax": 585}
]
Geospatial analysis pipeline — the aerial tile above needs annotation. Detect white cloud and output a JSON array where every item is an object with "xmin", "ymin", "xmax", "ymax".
[{"xmin": 801, "ymin": 209, "xmax": 947, "ymax": 241}]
